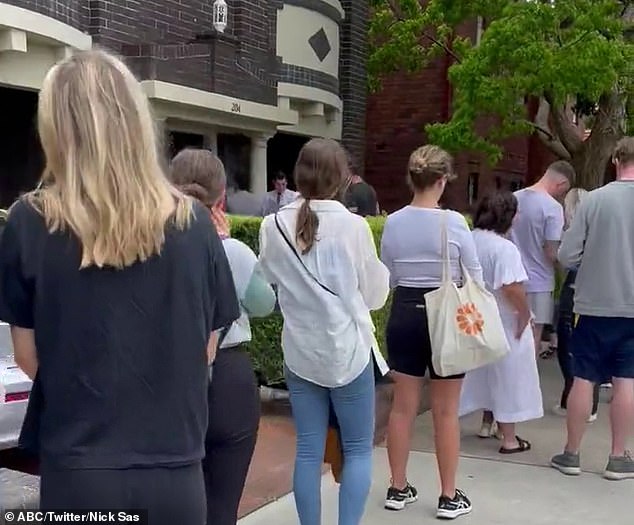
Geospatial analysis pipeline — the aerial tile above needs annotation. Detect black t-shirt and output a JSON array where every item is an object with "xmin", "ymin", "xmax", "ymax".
[
  {"xmin": 345, "ymin": 181, "xmax": 378, "ymax": 217},
  {"xmin": 0, "ymin": 199, "xmax": 239, "ymax": 469}
]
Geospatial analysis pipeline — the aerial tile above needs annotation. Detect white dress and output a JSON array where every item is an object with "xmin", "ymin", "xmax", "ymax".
[{"xmin": 459, "ymin": 229, "xmax": 544, "ymax": 423}]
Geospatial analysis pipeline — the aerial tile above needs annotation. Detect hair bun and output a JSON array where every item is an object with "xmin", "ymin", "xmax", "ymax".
[{"xmin": 178, "ymin": 182, "xmax": 209, "ymax": 203}]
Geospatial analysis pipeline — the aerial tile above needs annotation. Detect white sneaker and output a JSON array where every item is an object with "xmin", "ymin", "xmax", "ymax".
[
  {"xmin": 553, "ymin": 405, "xmax": 597, "ymax": 423},
  {"xmin": 478, "ymin": 421, "xmax": 503, "ymax": 439},
  {"xmin": 478, "ymin": 421, "xmax": 493, "ymax": 438}
]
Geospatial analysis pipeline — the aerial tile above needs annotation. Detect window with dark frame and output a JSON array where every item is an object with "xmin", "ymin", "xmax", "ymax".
[{"xmin": 468, "ymin": 172, "xmax": 480, "ymax": 205}]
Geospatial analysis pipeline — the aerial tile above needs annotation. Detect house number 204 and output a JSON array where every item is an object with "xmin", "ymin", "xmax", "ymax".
[{"xmin": 231, "ymin": 103, "xmax": 241, "ymax": 113}]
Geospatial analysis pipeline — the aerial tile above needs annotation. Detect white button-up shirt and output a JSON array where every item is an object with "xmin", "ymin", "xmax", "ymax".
[
  {"xmin": 260, "ymin": 189, "xmax": 299, "ymax": 217},
  {"xmin": 257, "ymin": 199, "xmax": 390, "ymax": 388}
]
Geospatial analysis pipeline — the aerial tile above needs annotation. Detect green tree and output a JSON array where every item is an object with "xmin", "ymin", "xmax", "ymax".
[{"xmin": 369, "ymin": 0, "xmax": 634, "ymax": 189}]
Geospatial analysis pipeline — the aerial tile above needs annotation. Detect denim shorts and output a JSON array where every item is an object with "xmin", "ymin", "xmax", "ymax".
[{"xmin": 570, "ymin": 315, "xmax": 634, "ymax": 382}]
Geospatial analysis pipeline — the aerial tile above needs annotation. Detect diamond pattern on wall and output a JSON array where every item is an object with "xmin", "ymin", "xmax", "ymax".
[{"xmin": 308, "ymin": 28, "xmax": 332, "ymax": 62}]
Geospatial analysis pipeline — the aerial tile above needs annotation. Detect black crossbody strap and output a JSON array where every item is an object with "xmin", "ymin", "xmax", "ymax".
[{"xmin": 274, "ymin": 213, "xmax": 337, "ymax": 297}]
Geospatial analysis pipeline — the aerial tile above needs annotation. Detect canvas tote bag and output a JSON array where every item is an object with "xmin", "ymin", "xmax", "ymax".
[{"xmin": 425, "ymin": 212, "xmax": 510, "ymax": 376}]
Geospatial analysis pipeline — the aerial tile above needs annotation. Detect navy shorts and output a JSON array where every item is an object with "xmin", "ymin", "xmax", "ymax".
[{"xmin": 570, "ymin": 316, "xmax": 634, "ymax": 382}]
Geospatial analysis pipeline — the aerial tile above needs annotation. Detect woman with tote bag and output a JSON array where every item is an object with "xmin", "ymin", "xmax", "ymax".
[{"xmin": 380, "ymin": 145, "xmax": 484, "ymax": 520}]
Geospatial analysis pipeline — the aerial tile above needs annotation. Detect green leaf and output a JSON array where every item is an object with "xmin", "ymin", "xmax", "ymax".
[{"xmin": 370, "ymin": 0, "xmax": 633, "ymax": 163}]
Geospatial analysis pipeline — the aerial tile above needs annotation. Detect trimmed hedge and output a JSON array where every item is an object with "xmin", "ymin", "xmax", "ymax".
[{"xmin": 229, "ymin": 215, "xmax": 390, "ymax": 384}]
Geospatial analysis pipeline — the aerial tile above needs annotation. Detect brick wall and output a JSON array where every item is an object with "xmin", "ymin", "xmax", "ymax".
[
  {"xmin": 90, "ymin": 0, "xmax": 279, "ymax": 105},
  {"xmin": 366, "ymin": 20, "xmax": 530, "ymax": 213},
  {"xmin": 339, "ymin": 0, "xmax": 369, "ymax": 175},
  {"xmin": 2, "ymin": 0, "xmax": 89, "ymax": 30},
  {"xmin": 9, "ymin": 0, "xmax": 279, "ymax": 106}
]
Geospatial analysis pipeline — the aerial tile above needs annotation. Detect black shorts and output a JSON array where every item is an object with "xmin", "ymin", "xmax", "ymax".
[
  {"xmin": 386, "ymin": 286, "xmax": 465, "ymax": 380},
  {"xmin": 571, "ymin": 315, "xmax": 634, "ymax": 382}
]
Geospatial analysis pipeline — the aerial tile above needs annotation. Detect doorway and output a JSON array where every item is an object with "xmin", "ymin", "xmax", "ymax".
[
  {"xmin": 217, "ymin": 133, "xmax": 251, "ymax": 190},
  {"xmin": 0, "ymin": 87, "xmax": 43, "ymax": 207},
  {"xmin": 267, "ymin": 133, "xmax": 309, "ymax": 191}
]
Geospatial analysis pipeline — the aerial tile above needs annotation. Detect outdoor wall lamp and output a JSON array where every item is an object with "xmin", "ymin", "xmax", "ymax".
[{"xmin": 213, "ymin": 0, "xmax": 228, "ymax": 33}]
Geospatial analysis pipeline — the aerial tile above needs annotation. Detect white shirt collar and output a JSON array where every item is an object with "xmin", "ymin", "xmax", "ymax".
[{"xmin": 285, "ymin": 198, "xmax": 348, "ymax": 212}]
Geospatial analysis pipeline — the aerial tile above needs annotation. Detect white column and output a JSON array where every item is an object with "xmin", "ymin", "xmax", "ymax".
[
  {"xmin": 250, "ymin": 133, "xmax": 273, "ymax": 196},
  {"xmin": 203, "ymin": 130, "xmax": 218, "ymax": 154}
]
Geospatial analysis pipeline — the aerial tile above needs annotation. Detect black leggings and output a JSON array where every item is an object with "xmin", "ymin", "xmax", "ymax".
[
  {"xmin": 40, "ymin": 464, "xmax": 206, "ymax": 525},
  {"xmin": 204, "ymin": 346, "xmax": 260, "ymax": 525}
]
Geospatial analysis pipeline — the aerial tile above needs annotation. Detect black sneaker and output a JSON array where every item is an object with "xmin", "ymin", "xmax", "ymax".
[
  {"xmin": 437, "ymin": 489, "xmax": 472, "ymax": 520},
  {"xmin": 384, "ymin": 482, "xmax": 418, "ymax": 510}
]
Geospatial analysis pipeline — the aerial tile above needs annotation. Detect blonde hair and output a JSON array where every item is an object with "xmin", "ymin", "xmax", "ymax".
[
  {"xmin": 407, "ymin": 145, "xmax": 455, "ymax": 191},
  {"xmin": 28, "ymin": 49, "xmax": 192, "ymax": 269},
  {"xmin": 563, "ymin": 188, "xmax": 588, "ymax": 228}
]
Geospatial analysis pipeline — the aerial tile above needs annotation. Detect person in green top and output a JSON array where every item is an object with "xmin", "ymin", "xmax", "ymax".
[{"xmin": 169, "ymin": 148, "xmax": 277, "ymax": 525}]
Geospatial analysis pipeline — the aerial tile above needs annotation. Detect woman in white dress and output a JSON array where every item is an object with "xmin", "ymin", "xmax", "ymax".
[{"xmin": 460, "ymin": 191, "xmax": 544, "ymax": 453}]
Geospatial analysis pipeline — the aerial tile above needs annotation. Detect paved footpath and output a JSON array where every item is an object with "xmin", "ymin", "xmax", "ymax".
[{"xmin": 239, "ymin": 359, "xmax": 633, "ymax": 525}]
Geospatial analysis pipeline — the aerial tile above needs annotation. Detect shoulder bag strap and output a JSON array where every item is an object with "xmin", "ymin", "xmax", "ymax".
[
  {"xmin": 440, "ymin": 211, "xmax": 452, "ymax": 284},
  {"xmin": 274, "ymin": 212, "xmax": 337, "ymax": 297}
]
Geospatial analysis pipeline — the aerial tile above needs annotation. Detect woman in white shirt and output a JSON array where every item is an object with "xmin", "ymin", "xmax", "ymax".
[
  {"xmin": 381, "ymin": 145, "xmax": 482, "ymax": 520},
  {"xmin": 459, "ymin": 191, "xmax": 543, "ymax": 453},
  {"xmin": 258, "ymin": 138, "xmax": 390, "ymax": 525}
]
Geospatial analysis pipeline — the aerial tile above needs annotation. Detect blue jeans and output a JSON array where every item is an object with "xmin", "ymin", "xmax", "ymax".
[{"xmin": 285, "ymin": 362, "xmax": 375, "ymax": 525}]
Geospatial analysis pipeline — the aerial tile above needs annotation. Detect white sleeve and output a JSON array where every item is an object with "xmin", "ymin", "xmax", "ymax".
[
  {"xmin": 492, "ymin": 243, "xmax": 528, "ymax": 290},
  {"xmin": 453, "ymin": 214, "xmax": 484, "ymax": 286},
  {"xmin": 222, "ymin": 240, "xmax": 257, "ymax": 301},
  {"xmin": 255, "ymin": 217, "xmax": 277, "ymax": 285},
  {"xmin": 356, "ymin": 219, "xmax": 390, "ymax": 311}
]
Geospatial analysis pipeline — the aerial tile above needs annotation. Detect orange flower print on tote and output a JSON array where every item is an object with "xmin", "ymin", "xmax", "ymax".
[{"xmin": 456, "ymin": 302, "xmax": 484, "ymax": 336}]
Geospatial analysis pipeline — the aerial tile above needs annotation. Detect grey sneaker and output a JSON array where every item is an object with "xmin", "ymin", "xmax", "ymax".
[
  {"xmin": 604, "ymin": 451, "xmax": 634, "ymax": 481},
  {"xmin": 551, "ymin": 451, "xmax": 581, "ymax": 476}
]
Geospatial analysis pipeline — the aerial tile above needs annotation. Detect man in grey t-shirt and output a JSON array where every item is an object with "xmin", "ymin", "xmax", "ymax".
[
  {"xmin": 551, "ymin": 137, "xmax": 634, "ymax": 480},
  {"xmin": 510, "ymin": 160, "xmax": 575, "ymax": 354}
]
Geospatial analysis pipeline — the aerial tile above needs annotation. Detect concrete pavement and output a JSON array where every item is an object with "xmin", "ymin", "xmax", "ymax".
[
  {"xmin": 239, "ymin": 449, "xmax": 631, "ymax": 525},
  {"xmin": 239, "ymin": 359, "xmax": 633, "ymax": 524}
]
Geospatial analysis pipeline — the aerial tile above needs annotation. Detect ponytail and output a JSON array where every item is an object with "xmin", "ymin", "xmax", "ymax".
[{"xmin": 295, "ymin": 198, "xmax": 319, "ymax": 254}]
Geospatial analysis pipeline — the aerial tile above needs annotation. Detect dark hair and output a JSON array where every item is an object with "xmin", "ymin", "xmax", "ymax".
[
  {"xmin": 547, "ymin": 160, "xmax": 576, "ymax": 185},
  {"xmin": 407, "ymin": 145, "xmax": 455, "ymax": 191},
  {"xmin": 169, "ymin": 148, "xmax": 226, "ymax": 206},
  {"xmin": 473, "ymin": 191, "xmax": 518, "ymax": 235},
  {"xmin": 613, "ymin": 136, "xmax": 634, "ymax": 167},
  {"xmin": 274, "ymin": 171, "xmax": 287, "ymax": 181},
  {"xmin": 293, "ymin": 138, "xmax": 349, "ymax": 254}
]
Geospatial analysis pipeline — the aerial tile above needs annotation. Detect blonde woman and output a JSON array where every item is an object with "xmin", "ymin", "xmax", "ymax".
[
  {"xmin": 381, "ymin": 145, "xmax": 482, "ymax": 519},
  {"xmin": 553, "ymin": 188, "xmax": 601, "ymax": 421},
  {"xmin": 0, "ymin": 50, "xmax": 239, "ymax": 522}
]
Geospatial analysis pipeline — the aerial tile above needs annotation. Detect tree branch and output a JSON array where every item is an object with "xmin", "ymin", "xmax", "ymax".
[
  {"xmin": 383, "ymin": 0, "xmax": 462, "ymax": 63},
  {"xmin": 562, "ymin": 30, "xmax": 592, "ymax": 48},
  {"xmin": 544, "ymin": 92, "xmax": 584, "ymax": 154},
  {"xmin": 533, "ymin": 97, "xmax": 572, "ymax": 160},
  {"xmin": 385, "ymin": 0, "xmax": 403, "ymax": 19}
]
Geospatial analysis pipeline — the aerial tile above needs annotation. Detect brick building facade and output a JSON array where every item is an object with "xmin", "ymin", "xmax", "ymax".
[
  {"xmin": 365, "ymin": 19, "xmax": 555, "ymax": 213},
  {"xmin": 0, "ymin": 0, "xmax": 368, "ymax": 203}
]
